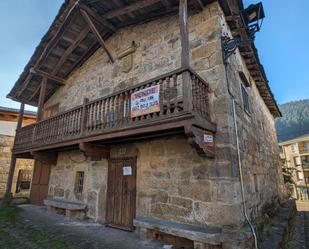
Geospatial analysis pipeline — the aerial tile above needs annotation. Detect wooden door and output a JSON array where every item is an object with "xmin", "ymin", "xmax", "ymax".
[
  {"xmin": 30, "ymin": 160, "xmax": 51, "ymax": 205},
  {"xmin": 106, "ymin": 158, "xmax": 137, "ymax": 231}
]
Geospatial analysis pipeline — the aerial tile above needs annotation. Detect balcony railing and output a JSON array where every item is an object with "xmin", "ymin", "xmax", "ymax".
[
  {"xmin": 13, "ymin": 67, "xmax": 211, "ymax": 154},
  {"xmin": 299, "ymin": 147, "xmax": 309, "ymax": 154}
]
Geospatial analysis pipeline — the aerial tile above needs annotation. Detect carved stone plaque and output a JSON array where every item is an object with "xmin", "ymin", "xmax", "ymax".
[{"xmin": 117, "ymin": 41, "xmax": 137, "ymax": 73}]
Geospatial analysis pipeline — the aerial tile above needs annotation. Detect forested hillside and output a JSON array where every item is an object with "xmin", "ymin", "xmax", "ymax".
[{"xmin": 275, "ymin": 99, "xmax": 309, "ymax": 142}]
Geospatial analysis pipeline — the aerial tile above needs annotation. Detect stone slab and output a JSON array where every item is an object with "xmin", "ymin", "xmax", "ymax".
[
  {"xmin": 44, "ymin": 199, "xmax": 87, "ymax": 211},
  {"xmin": 134, "ymin": 216, "xmax": 222, "ymax": 245}
]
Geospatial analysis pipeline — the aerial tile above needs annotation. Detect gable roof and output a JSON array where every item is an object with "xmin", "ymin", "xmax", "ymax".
[{"xmin": 6, "ymin": 0, "xmax": 281, "ymax": 117}]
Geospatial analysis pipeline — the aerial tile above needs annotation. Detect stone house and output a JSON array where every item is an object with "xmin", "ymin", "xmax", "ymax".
[
  {"xmin": 6, "ymin": 0, "xmax": 285, "ymax": 248},
  {"xmin": 0, "ymin": 106, "xmax": 36, "ymax": 197},
  {"xmin": 280, "ymin": 133, "xmax": 309, "ymax": 201}
]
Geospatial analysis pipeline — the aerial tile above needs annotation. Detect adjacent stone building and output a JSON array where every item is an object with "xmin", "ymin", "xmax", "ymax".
[
  {"xmin": 0, "ymin": 107, "xmax": 36, "ymax": 197},
  {"xmin": 6, "ymin": 0, "xmax": 285, "ymax": 248}
]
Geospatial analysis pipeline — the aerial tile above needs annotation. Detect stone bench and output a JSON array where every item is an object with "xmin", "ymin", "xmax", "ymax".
[
  {"xmin": 44, "ymin": 199, "xmax": 87, "ymax": 220},
  {"xmin": 134, "ymin": 217, "xmax": 223, "ymax": 249}
]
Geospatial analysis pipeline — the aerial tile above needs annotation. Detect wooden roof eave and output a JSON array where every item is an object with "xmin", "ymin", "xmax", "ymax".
[{"xmin": 7, "ymin": 0, "xmax": 240, "ymax": 108}]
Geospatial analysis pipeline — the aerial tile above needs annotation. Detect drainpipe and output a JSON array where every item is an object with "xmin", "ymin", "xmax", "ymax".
[{"xmin": 223, "ymin": 62, "xmax": 259, "ymax": 249}]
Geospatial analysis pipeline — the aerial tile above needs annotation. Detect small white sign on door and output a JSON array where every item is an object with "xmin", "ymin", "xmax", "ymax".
[{"xmin": 123, "ymin": 166, "xmax": 132, "ymax": 176}]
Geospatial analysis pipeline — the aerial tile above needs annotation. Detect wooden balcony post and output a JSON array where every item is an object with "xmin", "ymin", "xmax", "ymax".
[
  {"xmin": 179, "ymin": 0, "xmax": 193, "ymax": 112},
  {"xmin": 3, "ymin": 102, "xmax": 25, "ymax": 204},
  {"xmin": 37, "ymin": 77, "xmax": 47, "ymax": 121}
]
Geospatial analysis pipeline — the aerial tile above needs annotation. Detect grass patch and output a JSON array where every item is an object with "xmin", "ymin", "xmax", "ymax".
[
  {"xmin": 0, "ymin": 205, "xmax": 21, "ymax": 222},
  {"xmin": 0, "ymin": 205, "xmax": 78, "ymax": 249}
]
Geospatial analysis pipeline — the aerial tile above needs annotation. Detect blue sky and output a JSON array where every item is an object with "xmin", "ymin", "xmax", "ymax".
[{"xmin": 0, "ymin": 0, "xmax": 308, "ymax": 111}]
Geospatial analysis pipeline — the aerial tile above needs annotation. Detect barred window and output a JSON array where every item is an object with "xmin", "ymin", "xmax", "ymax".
[
  {"xmin": 241, "ymin": 84, "xmax": 250, "ymax": 114},
  {"xmin": 74, "ymin": 171, "xmax": 84, "ymax": 194}
]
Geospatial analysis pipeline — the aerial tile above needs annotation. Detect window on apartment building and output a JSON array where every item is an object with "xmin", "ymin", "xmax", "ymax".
[
  {"xmin": 241, "ymin": 84, "xmax": 250, "ymax": 114},
  {"xmin": 294, "ymin": 156, "xmax": 301, "ymax": 166},
  {"xmin": 74, "ymin": 171, "xmax": 85, "ymax": 194},
  {"xmin": 296, "ymin": 171, "xmax": 303, "ymax": 181},
  {"xmin": 291, "ymin": 143, "xmax": 297, "ymax": 153}
]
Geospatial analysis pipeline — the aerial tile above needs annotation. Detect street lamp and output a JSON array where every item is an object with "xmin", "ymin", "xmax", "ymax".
[{"xmin": 222, "ymin": 2, "xmax": 265, "ymax": 63}]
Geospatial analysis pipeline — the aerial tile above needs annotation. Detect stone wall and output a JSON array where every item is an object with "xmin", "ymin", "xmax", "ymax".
[
  {"xmin": 0, "ymin": 135, "xmax": 34, "ymax": 197},
  {"xmin": 48, "ymin": 135, "xmax": 243, "ymax": 227},
  {"xmin": 48, "ymin": 151, "xmax": 108, "ymax": 221}
]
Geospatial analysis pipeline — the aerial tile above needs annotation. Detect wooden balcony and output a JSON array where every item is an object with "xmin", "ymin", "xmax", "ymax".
[{"xmin": 13, "ymin": 67, "xmax": 216, "ymax": 158}]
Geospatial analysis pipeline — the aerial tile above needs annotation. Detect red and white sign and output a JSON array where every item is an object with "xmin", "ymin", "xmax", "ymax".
[
  {"xmin": 131, "ymin": 85, "xmax": 160, "ymax": 118},
  {"xmin": 203, "ymin": 132, "xmax": 214, "ymax": 147}
]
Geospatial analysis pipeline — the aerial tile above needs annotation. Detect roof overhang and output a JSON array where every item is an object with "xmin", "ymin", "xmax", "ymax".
[{"xmin": 7, "ymin": 0, "xmax": 281, "ymax": 117}]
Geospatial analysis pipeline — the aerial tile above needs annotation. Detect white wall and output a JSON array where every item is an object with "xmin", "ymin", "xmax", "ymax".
[{"xmin": 0, "ymin": 121, "xmax": 17, "ymax": 136}]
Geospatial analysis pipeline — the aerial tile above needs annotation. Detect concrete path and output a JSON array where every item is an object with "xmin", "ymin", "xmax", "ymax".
[
  {"xmin": 284, "ymin": 201, "xmax": 309, "ymax": 249},
  {"xmin": 19, "ymin": 204, "xmax": 164, "ymax": 249}
]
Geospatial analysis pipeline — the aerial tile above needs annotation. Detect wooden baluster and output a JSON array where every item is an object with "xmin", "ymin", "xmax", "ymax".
[
  {"xmin": 97, "ymin": 100, "xmax": 101, "ymax": 130},
  {"xmin": 100, "ymin": 99, "xmax": 105, "ymax": 129},
  {"xmin": 111, "ymin": 96, "xmax": 115, "ymax": 127},
  {"xmin": 74, "ymin": 109, "xmax": 79, "ymax": 135},
  {"xmin": 124, "ymin": 91, "xmax": 129, "ymax": 123},
  {"xmin": 70, "ymin": 111, "xmax": 74, "ymax": 135},
  {"xmin": 172, "ymin": 74, "xmax": 178, "ymax": 113},
  {"xmin": 114, "ymin": 95, "xmax": 119, "ymax": 126},
  {"xmin": 201, "ymin": 82, "xmax": 206, "ymax": 116},
  {"xmin": 158, "ymin": 79, "xmax": 164, "ymax": 116},
  {"xmin": 198, "ymin": 80, "xmax": 203, "ymax": 115},
  {"xmin": 105, "ymin": 97, "xmax": 110, "ymax": 128},
  {"xmin": 96, "ymin": 101, "xmax": 100, "ymax": 130},
  {"xmin": 72, "ymin": 110, "xmax": 76, "ymax": 135},
  {"xmin": 129, "ymin": 89, "xmax": 134, "ymax": 123},
  {"xmin": 81, "ymin": 98, "xmax": 89, "ymax": 135}
]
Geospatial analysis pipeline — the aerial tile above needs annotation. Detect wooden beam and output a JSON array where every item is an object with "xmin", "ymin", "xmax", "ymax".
[
  {"xmin": 35, "ymin": 3, "xmax": 80, "ymax": 67},
  {"xmin": 17, "ymin": 73, "xmax": 34, "ymax": 97},
  {"xmin": 31, "ymin": 151, "xmax": 58, "ymax": 165},
  {"xmin": 104, "ymin": 0, "xmax": 161, "ymax": 19},
  {"xmin": 79, "ymin": 4, "xmax": 117, "ymax": 32},
  {"xmin": 37, "ymin": 77, "xmax": 47, "ymax": 121},
  {"xmin": 52, "ymin": 26, "xmax": 90, "ymax": 75},
  {"xmin": 80, "ymin": 9, "xmax": 114, "ymax": 63},
  {"xmin": 179, "ymin": 0, "xmax": 192, "ymax": 113},
  {"xmin": 30, "ymin": 68, "xmax": 65, "ymax": 84},
  {"xmin": 79, "ymin": 142, "xmax": 110, "ymax": 159},
  {"xmin": 179, "ymin": 0, "xmax": 190, "ymax": 67},
  {"xmin": 29, "ymin": 86, "xmax": 41, "ymax": 101}
]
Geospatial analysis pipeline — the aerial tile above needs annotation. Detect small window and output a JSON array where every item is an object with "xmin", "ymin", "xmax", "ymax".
[
  {"xmin": 291, "ymin": 143, "xmax": 297, "ymax": 153},
  {"xmin": 241, "ymin": 84, "xmax": 250, "ymax": 114},
  {"xmin": 74, "ymin": 171, "xmax": 85, "ymax": 194}
]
